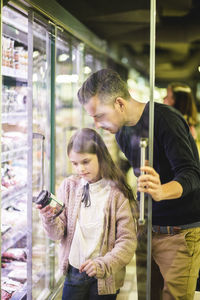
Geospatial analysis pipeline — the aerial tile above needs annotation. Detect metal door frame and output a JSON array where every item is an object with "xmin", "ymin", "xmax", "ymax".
[{"xmin": 147, "ymin": 0, "xmax": 156, "ymax": 299}]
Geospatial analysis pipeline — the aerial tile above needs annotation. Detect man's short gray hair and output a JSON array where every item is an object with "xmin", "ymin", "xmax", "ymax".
[{"xmin": 78, "ymin": 68, "xmax": 131, "ymax": 105}]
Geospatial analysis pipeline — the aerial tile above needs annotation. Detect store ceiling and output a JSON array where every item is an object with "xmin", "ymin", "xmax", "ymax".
[{"xmin": 56, "ymin": 0, "xmax": 200, "ymax": 86}]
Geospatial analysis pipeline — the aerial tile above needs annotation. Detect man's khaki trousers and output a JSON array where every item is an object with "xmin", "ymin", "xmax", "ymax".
[{"xmin": 152, "ymin": 227, "xmax": 200, "ymax": 300}]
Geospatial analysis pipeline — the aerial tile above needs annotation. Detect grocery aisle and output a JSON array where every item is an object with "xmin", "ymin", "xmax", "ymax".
[
  {"xmin": 1, "ymin": 2, "xmax": 112, "ymax": 299},
  {"xmin": 2, "ymin": 1, "xmax": 200, "ymax": 300}
]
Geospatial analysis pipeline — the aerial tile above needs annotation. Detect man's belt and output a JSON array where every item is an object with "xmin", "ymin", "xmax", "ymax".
[{"xmin": 152, "ymin": 221, "xmax": 200, "ymax": 235}]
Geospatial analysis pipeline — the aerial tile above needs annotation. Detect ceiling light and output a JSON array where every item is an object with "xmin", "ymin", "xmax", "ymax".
[
  {"xmin": 84, "ymin": 66, "xmax": 91, "ymax": 74},
  {"xmin": 56, "ymin": 74, "xmax": 79, "ymax": 83},
  {"xmin": 121, "ymin": 57, "xmax": 128, "ymax": 64},
  {"xmin": 33, "ymin": 51, "xmax": 40, "ymax": 58},
  {"xmin": 33, "ymin": 73, "xmax": 38, "ymax": 82},
  {"xmin": 58, "ymin": 53, "xmax": 69, "ymax": 62}
]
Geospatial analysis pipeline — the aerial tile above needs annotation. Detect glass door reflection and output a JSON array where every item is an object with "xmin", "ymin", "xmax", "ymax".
[{"xmin": 32, "ymin": 14, "xmax": 51, "ymax": 300}]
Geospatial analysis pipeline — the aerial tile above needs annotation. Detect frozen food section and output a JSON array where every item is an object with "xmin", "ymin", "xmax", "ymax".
[
  {"xmin": 0, "ymin": 1, "xmax": 116, "ymax": 299},
  {"xmin": 1, "ymin": 6, "xmax": 29, "ymax": 300}
]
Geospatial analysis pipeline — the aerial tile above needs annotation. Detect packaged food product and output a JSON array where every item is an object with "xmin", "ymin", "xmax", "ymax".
[{"xmin": 35, "ymin": 190, "xmax": 65, "ymax": 219}]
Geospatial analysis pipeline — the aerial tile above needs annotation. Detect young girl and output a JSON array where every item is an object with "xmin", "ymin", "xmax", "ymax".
[{"xmin": 36, "ymin": 128, "xmax": 137, "ymax": 300}]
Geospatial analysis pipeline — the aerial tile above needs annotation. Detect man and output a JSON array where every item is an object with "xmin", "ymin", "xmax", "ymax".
[{"xmin": 77, "ymin": 68, "xmax": 200, "ymax": 300}]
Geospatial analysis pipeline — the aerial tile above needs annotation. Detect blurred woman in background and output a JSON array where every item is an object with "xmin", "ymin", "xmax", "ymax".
[{"xmin": 164, "ymin": 82, "xmax": 198, "ymax": 140}]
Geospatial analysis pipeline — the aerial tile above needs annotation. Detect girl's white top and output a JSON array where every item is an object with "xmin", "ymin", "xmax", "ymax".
[{"xmin": 69, "ymin": 178, "xmax": 111, "ymax": 269}]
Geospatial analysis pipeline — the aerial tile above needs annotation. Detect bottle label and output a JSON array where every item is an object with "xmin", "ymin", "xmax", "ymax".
[{"xmin": 50, "ymin": 193, "xmax": 63, "ymax": 207}]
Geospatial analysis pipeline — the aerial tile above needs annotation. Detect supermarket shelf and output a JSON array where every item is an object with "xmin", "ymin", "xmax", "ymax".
[
  {"xmin": 11, "ymin": 283, "xmax": 27, "ymax": 300},
  {"xmin": 3, "ymin": 76, "xmax": 28, "ymax": 87},
  {"xmin": 2, "ymin": 112, "xmax": 27, "ymax": 123},
  {"xmin": 2, "ymin": 268, "xmax": 10, "ymax": 277},
  {"xmin": 2, "ymin": 186, "xmax": 27, "ymax": 206},
  {"xmin": 3, "ymin": 14, "xmax": 28, "ymax": 34},
  {"xmin": 1, "ymin": 224, "xmax": 11, "ymax": 236},
  {"xmin": 2, "ymin": 16, "xmax": 28, "ymax": 47},
  {"xmin": 2, "ymin": 146, "xmax": 28, "ymax": 162},
  {"xmin": 2, "ymin": 68, "xmax": 27, "ymax": 82},
  {"xmin": 1, "ymin": 229, "xmax": 27, "ymax": 254},
  {"xmin": 1, "ymin": 273, "xmax": 27, "ymax": 300}
]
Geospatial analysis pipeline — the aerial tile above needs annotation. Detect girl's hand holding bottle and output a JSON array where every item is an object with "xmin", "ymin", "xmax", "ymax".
[
  {"xmin": 35, "ymin": 190, "xmax": 65, "ymax": 219},
  {"xmin": 36, "ymin": 204, "xmax": 55, "ymax": 220}
]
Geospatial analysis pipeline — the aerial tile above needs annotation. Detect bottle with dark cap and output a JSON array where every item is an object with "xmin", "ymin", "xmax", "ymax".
[{"xmin": 35, "ymin": 190, "xmax": 65, "ymax": 219}]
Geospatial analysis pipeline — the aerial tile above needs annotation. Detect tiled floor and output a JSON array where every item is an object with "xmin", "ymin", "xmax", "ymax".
[
  {"xmin": 117, "ymin": 255, "xmax": 137, "ymax": 300},
  {"xmin": 194, "ymin": 292, "xmax": 200, "ymax": 300}
]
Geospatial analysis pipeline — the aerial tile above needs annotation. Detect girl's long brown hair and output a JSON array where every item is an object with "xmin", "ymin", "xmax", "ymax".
[{"xmin": 67, "ymin": 128, "xmax": 137, "ymax": 210}]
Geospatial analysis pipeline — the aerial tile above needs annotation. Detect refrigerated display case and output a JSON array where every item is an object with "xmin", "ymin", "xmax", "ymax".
[
  {"xmin": 82, "ymin": 47, "xmax": 105, "ymax": 128},
  {"xmin": 0, "ymin": 2, "xmax": 113, "ymax": 299},
  {"xmin": 55, "ymin": 32, "xmax": 81, "ymax": 185},
  {"xmin": 1, "ymin": 1, "xmax": 149, "ymax": 299},
  {"xmin": 1, "ymin": 6, "xmax": 29, "ymax": 299},
  {"xmin": 54, "ymin": 33, "xmax": 110, "ymax": 287},
  {"xmin": 1, "ymin": 3, "xmax": 57, "ymax": 299},
  {"xmin": 54, "ymin": 30, "xmax": 78, "ymax": 286},
  {"xmin": 31, "ymin": 13, "xmax": 52, "ymax": 300}
]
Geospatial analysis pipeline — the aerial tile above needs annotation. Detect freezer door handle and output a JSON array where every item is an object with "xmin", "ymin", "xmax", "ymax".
[
  {"xmin": 32, "ymin": 132, "xmax": 45, "ymax": 140},
  {"xmin": 33, "ymin": 132, "xmax": 45, "ymax": 191},
  {"xmin": 138, "ymin": 138, "xmax": 148, "ymax": 225}
]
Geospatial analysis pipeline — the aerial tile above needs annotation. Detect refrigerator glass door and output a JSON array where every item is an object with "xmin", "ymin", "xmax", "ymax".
[
  {"xmin": 31, "ymin": 14, "xmax": 51, "ymax": 300},
  {"xmin": 1, "ymin": 5, "xmax": 29, "ymax": 299},
  {"xmin": 54, "ymin": 31, "xmax": 84, "ymax": 284}
]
